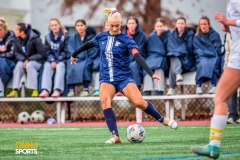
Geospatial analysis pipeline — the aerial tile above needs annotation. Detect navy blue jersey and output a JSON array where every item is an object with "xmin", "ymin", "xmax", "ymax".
[{"xmin": 92, "ymin": 31, "xmax": 139, "ymax": 82}]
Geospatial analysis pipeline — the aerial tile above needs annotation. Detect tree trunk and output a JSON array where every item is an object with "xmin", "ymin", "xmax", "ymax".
[{"xmin": 142, "ymin": 0, "xmax": 161, "ymax": 36}]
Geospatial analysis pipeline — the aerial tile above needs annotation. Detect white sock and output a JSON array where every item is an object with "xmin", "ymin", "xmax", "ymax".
[{"xmin": 209, "ymin": 115, "xmax": 228, "ymax": 147}]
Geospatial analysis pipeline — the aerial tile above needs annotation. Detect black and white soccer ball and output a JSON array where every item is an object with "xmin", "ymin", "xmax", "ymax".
[
  {"xmin": 126, "ymin": 124, "xmax": 146, "ymax": 143},
  {"xmin": 30, "ymin": 110, "xmax": 46, "ymax": 123},
  {"xmin": 17, "ymin": 111, "xmax": 31, "ymax": 124}
]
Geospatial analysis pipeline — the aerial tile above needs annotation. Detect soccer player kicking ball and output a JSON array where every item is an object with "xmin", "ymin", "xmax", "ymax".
[
  {"xmin": 191, "ymin": 1, "xmax": 240, "ymax": 159},
  {"xmin": 70, "ymin": 7, "xmax": 178, "ymax": 144}
]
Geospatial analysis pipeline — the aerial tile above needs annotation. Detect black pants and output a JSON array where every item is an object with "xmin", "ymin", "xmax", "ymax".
[{"xmin": 228, "ymin": 91, "xmax": 239, "ymax": 121}]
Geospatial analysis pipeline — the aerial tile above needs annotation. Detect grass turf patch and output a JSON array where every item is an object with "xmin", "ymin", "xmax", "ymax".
[{"xmin": 0, "ymin": 124, "xmax": 240, "ymax": 160}]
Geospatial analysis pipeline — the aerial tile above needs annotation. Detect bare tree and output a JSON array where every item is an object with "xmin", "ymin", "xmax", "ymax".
[{"xmin": 50, "ymin": 0, "xmax": 191, "ymax": 35}]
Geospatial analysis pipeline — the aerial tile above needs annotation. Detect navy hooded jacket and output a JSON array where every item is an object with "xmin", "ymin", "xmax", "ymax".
[
  {"xmin": 14, "ymin": 28, "xmax": 45, "ymax": 63},
  {"xmin": 193, "ymin": 28, "xmax": 222, "ymax": 81}
]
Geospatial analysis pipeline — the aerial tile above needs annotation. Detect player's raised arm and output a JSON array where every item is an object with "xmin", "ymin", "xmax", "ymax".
[
  {"xmin": 131, "ymin": 48, "xmax": 161, "ymax": 82},
  {"xmin": 70, "ymin": 40, "xmax": 94, "ymax": 64}
]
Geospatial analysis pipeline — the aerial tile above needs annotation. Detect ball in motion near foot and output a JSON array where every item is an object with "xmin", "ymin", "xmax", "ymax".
[{"xmin": 126, "ymin": 124, "xmax": 146, "ymax": 143}]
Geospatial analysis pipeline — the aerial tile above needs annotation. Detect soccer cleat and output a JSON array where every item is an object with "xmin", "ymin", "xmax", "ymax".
[
  {"xmin": 7, "ymin": 90, "xmax": 18, "ymax": 98},
  {"xmin": 208, "ymin": 87, "xmax": 216, "ymax": 94},
  {"xmin": 162, "ymin": 118, "xmax": 178, "ymax": 130},
  {"xmin": 196, "ymin": 87, "xmax": 203, "ymax": 94},
  {"xmin": 191, "ymin": 145, "xmax": 220, "ymax": 159},
  {"xmin": 176, "ymin": 74, "xmax": 183, "ymax": 82},
  {"xmin": 105, "ymin": 135, "xmax": 122, "ymax": 144},
  {"xmin": 0, "ymin": 91, "xmax": 4, "ymax": 97},
  {"xmin": 39, "ymin": 90, "xmax": 49, "ymax": 98},
  {"xmin": 67, "ymin": 91, "xmax": 75, "ymax": 97},
  {"xmin": 51, "ymin": 90, "xmax": 60, "ymax": 98},
  {"xmin": 93, "ymin": 89, "xmax": 100, "ymax": 96},
  {"xmin": 31, "ymin": 90, "xmax": 39, "ymax": 97},
  {"xmin": 167, "ymin": 88, "xmax": 175, "ymax": 96},
  {"xmin": 80, "ymin": 91, "xmax": 89, "ymax": 97},
  {"xmin": 227, "ymin": 117, "xmax": 236, "ymax": 124}
]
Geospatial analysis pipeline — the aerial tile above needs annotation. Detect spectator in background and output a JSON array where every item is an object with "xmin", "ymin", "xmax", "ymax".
[
  {"xmin": 142, "ymin": 18, "xmax": 169, "ymax": 96},
  {"xmin": 166, "ymin": 17, "xmax": 196, "ymax": 96},
  {"xmin": 193, "ymin": 15, "xmax": 222, "ymax": 94},
  {"xmin": 0, "ymin": 18, "xmax": 15, "ymax": 97},
  {"xmin": 92, "ymin": 20, "xmax": 110, "ymax": 96},
  {"xmin": 224, "ymin": 32, "xmax": 240, "ymax": 124},
  {"xmin": 67, "ymin": 19, "xmax": 98, "ymax": 97},
  {"xmin": 7, "ymin": 23, "xmax": 45, "ymax": 97},
  {"xmin": 39, "ymin": 18, "xmax": 69, "ymax": 98},
  {"xmin": 121, "ymin": 17, "xmax": 146, "ymax": 96}
]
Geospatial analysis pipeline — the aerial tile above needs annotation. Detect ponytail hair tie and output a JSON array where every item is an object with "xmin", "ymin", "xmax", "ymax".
[
  {"xmin": 201, "ymin": 14, "xmax": 207, "ymax": 18},
  {"xmin": 111, "ymin": 9, "xmax": 118, "ymax": 14},
  {"xmin": 0, "ymin": 19, "xmax": 5, "ymax": 23},
  {"xmin": 25, "ymin": 23, "xmax": 28, "ymax": 28}
]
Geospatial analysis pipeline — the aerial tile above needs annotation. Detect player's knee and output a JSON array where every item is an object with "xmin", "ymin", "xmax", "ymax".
[
  {"xmin": 100, "ymin": 97, "xmax": 111, "ymax": 109},
  {"xmin": 133, "ymin": 99, "xmax": 146, "ymax": 109}
]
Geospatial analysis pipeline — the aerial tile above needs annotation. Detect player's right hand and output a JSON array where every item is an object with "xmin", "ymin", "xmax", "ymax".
[{"xmin": 70, "ymin": 56, "xmax": 77, "ymax": 64}]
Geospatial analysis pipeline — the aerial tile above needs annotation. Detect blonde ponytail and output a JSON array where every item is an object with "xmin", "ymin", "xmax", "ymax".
[
  {"xmin": 103, "ymin": 8, "xmax": 122, "ymax": 20},
  {"xmin": 0, "ymin": 17, "xmax": 8, "ymax": 33}
]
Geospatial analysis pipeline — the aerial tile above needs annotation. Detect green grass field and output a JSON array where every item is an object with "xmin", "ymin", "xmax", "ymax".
[{"xmin": 0, "ymin": 124, "xmax": 240, "ymax": 160}]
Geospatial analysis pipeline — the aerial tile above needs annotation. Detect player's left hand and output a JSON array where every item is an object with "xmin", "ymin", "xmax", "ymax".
[
  {"xmin": 152, "ymin": 74, "xmax": 161, "ymax": 83},
  {"xmin": 215, "ymin": 12, "xmax": 228, "ymax": 25},
  {"xmin": 70, "ymin": 56, "xmax": 77, "ymax": 64}
]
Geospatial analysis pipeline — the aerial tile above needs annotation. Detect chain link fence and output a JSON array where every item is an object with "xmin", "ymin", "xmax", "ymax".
[{"xmin": 0, "ymin": 84, "xmax": 239, "ymax": 123}]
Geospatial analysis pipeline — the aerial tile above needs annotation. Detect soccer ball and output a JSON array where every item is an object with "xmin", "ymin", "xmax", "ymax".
[
  {"xmin": 17, "ymin": 111, "xmax": 30, "ymax": 124},
  {"xmin": 47, "ymin": 118, "xmax": 56, "ymax": 124},
  {"xmin": 126, "ymin": 124, "xmax": 146, "ymax": 143},
  {"xmin": 30, "ymin": 110, "xmax": 46, "ymax": 123}
]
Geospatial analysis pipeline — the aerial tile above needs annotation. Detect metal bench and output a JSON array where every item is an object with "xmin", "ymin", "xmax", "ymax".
[
  {"xmin": 165, "ymin": 71, "xmax": 214, "ymax": 120},
  {"xmin": 2, "ymin": 71, "xmax": 214, "ymax": 124},
  {"xmin": 0, "ymin": 94, "xmax": 214, "ymax": 124}
]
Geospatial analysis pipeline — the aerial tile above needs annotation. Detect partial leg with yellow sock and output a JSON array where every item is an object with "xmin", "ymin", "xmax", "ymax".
[
  {"xmin": 191, "ymin": 115, "xmax": 227, "ymax": 159},
  {"xmin": 191, "ymin": 65, "xmax": 240, "ymax": 159}
]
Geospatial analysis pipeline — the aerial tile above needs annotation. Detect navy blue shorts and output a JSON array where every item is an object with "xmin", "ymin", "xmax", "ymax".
[{"xmin": 100, "ymin": 77, "xmax": 136, "ymax": 93}]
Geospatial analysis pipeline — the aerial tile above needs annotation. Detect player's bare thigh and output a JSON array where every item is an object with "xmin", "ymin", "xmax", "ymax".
[
  {"xmin": 100, "ymin": 82, "xmax": 116, "ymax": 110},
  {"xmin": 122, "ymin": 83, "xmax": 148, "ymax": 110},
  {"xmin": 214, "ymin": 67, "xmax": 240, "ymax": 114}
]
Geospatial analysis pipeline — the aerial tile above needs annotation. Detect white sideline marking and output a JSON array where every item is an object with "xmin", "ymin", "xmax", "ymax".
[
  {"xmin": 2, "ymin": 128, "xmax": 81, "ymax": 131},
  {"xmin": 0, "ymin": 127, "xmax": 107, "ymax": 131},
  {"xmin": 0, "ymin": 126, "xmax": 239, "ymax": 132}
]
